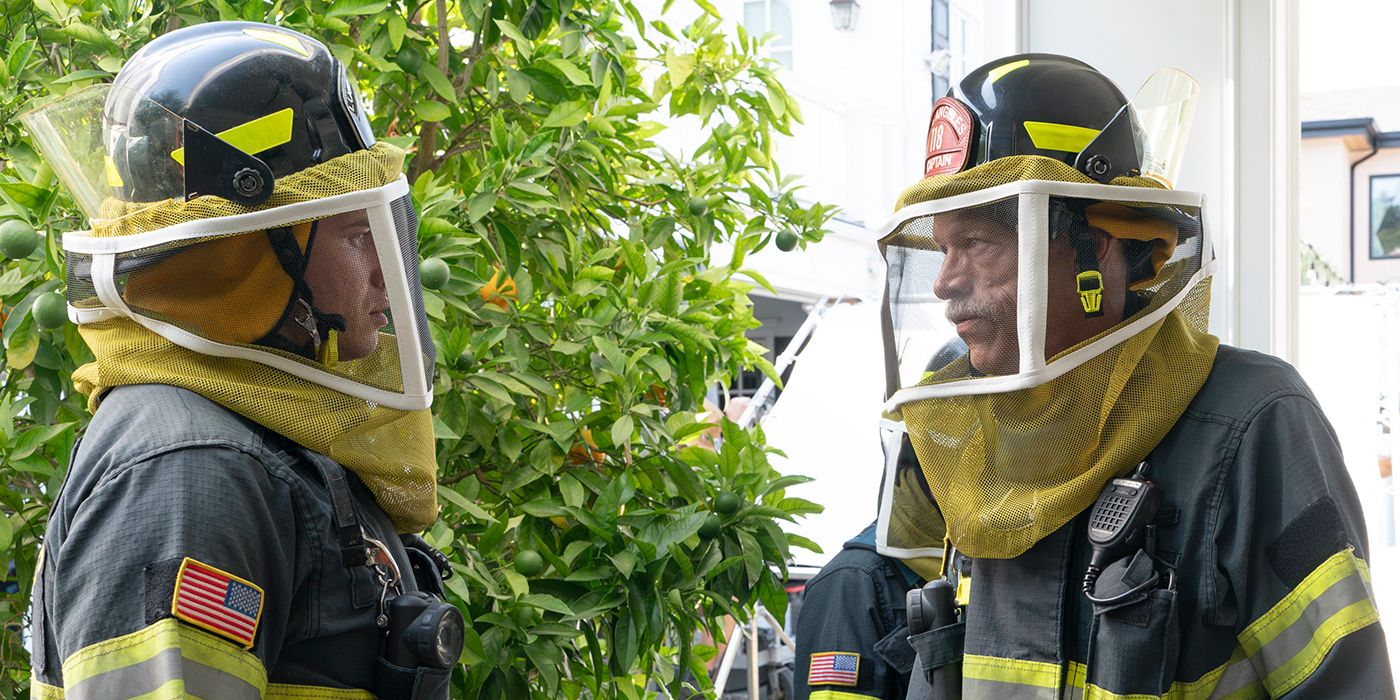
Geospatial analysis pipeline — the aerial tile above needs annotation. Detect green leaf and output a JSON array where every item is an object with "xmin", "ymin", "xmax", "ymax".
[
  {"xmin": 431, "ymin": 414, "xmax": 460, "ymax": 440},
  {"xmin": 51, "ymin": 69, "xmax": 109, "ymax": 85},
  {"xmin": 468, "ymin": 374, "xmax": 515, "ymax": 404},
  {"xmin": 326, "ymin": 0, "xmax": 388, "ymax": 17},
  {"xmin": 9, "ymin": 422, "xmax": 76, "ymax": 461},
  {"xmin": 415, "ymin": 99, "xmax": 451, "ymax": 122},
  {"xmin": 60, "ymin": 23, "xmax": 111, "ymax": 48},
  {"xmin": 784, "ymin": 532, "xmax": 823, "ymax": 554},
  {"xmin": 610, "ymin": 415, "xmax": 634, "ymax": 449},
  {"xmin": 0, "ymin": 183, "xmax": 51, "ymax": 213},
  {"xmin": 542, "ymin": 101, "xmax": 588, "ymax": 128},
  {"xmin": 522, "ymin": 593, "xmax": 575, "ymax": 616},
  {"xmin": 5, "ymin": 320, "xmax": 38, "ymax": 370},
  {"xmin": 545, "ymin": 58, "xmax": 592, "ymax": 86},
  {"xmin": 505, "ymin": 67, "xmax": 531, "ymax": 103},
  {"xmin": 468, "ymin": 192, "xmax": 498, "ymax": 223},
  {"xmin": 577, "ymin": 265, "xmax": 615, "ymax": 282},
  {"xmin": 421, "ymin": 63, "xmax": 456, "ymax": 103},
  {"xmin": 437, "ymin": 487, "xmax": 492, "ymax": 521},
  {"xmin": 386, "ymin": 13, "xmax": 406, "ymax": 50},
  {"xmin": 665, "ymin": 50, "xmax": 695, "ymax": 89},
  {"xmin": 0, "ymin": 514, "xmax": 12, "ymax": 552},
  {"xmin": 692, "ymin": 0, "xmax": 721, "ymax": 18},
  {"xmin": 494, "ymin": 19, "xmax": 534, "ymax": 60}
]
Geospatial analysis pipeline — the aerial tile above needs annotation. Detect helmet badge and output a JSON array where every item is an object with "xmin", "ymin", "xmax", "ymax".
[{"xmin": 925, "ymin": 97, "xmax": 975, "ymax": 178}]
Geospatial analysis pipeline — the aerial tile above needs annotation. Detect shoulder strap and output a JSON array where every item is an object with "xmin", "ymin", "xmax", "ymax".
[{"xmin": 306, "ymin": 452, "xmax": 368, "ymax": 568}]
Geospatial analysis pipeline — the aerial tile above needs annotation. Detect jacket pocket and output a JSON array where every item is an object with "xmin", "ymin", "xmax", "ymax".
[
  {"xmin": 909, "ymin": 620, "xmax": 965, "ymax": 687},
  {"xmin": 1085, "ymin": 552, "xmax": 1180, "ymax": 696}
]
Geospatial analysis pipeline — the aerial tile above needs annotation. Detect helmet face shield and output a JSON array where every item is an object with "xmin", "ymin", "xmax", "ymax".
[
  {"xmin": 880, "ymin": 179, "xmax": 1210, "ymax": 409},
  {"xmin": 20, "ymin": 83, "xmax": 189, "ymax": 223},
  {"xmin": 64, "ymin": 180, "xmax": 435, "ymax": 410}
]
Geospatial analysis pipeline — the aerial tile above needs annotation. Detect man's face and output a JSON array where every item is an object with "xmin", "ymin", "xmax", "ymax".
[
  {"xmin": 931, "ymin": 210, "xmax": 1021, "ymax": 375},
  {"xmin": 304, "ymin": 210, "xmax": 388, "ymax": 361},
  {"xmin": 931, "ymin": 209, "xmax": 1125, "ymax": 375}
]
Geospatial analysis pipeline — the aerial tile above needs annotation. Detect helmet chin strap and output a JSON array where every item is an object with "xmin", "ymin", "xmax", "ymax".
[
  {"xmin": 1052, "ymin": 200, "xmax": 1107, "ymax": 319},
  {"xmin": 258, "ymin": 223, "xmax": 348, "ymax": 360}
]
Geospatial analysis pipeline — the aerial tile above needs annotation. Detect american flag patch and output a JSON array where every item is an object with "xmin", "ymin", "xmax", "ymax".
[
  {"xmin": 809, "ymin": 651, "xmax": 860, "ymax": 686},
  {"xmin": 171, "ymin": 558, "xmax": 264, "ymax": 649}
]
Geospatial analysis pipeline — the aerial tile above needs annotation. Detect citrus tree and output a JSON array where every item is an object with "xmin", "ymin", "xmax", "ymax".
[{"xmin": 0, "ymin": 0, "xmax": 834, "ymax": 697}]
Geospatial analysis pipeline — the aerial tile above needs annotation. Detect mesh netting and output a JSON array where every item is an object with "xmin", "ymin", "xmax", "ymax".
[{"xmin": 71, "ymin": 317, "xmax": 437, "ymax": 531}]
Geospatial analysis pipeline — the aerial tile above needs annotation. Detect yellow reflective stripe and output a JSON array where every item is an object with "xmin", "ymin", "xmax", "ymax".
[
  {"xmin": 125, "ymin": 678, "xmax": 187, "ymax": 700},
  {"xmin": 1023, "ymin": 121, "xmax": 1101, "ymax": 153},
  {"xmin": 963, "ymin": 654, "xmax": 1060, "ymax": 689},
  {"xmin": 170, "ymin": 107, "xmax": 295, "ymax": 165},
  {"xmin": 809, "ymin": 691, "xmax": 880, "ymax": 700},
  {"xmin": 1064, "ymin": 648, "xmax": 1267, "ymax": 700},
  {"xmin": 61, "ymin": 618, "xmax": 267, "ymax": 691},
  {"xmin": 242, "ymin": 28, "xmax": 310, "ymax": 57},
  {"xmin": 988, "ymin": 59, "xmax": 1030, "ymax": 84},
  {"xmin": 266, "ymin": 683, "xmax": 377, "ymax": 699},
  {"xmin": 30, "ymin": 679, "xmax": 65, "ymax": 699}
]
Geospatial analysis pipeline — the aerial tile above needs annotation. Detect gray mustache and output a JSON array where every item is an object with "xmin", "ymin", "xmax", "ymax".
[{"xmin": 945, "ymin": 297, "xmax": 1002, "ymax": 322}]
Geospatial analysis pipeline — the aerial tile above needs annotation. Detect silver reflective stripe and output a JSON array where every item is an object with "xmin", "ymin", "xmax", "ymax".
[
  {"xmin": 964, "ymin": 678, "xmax": 1059, "ymax": 700},
  {"xmin": 1249, "ymin": 567, "xmax": 1373, "ymax": 684},
  {"xmin": 1205, "ymin": 654, "xmax": 1264, "ymax": 699},
  {"xmin": 65, "ymin": 646, "xmax": 260, "ymax": 700}
]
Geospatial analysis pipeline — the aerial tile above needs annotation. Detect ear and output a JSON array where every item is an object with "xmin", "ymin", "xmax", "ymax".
[{"xmin": 1087, "ymin": 226, "xmax": 1117, "ymax": 264}]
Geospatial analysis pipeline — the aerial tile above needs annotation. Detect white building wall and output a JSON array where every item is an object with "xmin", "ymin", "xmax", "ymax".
[{"xmin": 1299, "ymin": 136, "xmax": 1361, "ymax": 280}]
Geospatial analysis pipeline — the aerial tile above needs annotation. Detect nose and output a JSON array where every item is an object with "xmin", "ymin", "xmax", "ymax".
[
  {"xmin": 369, "ymin": 258, "xmax": 385, "ymax": 289},
  {"xmin": 932, "ymin": 249, "xmax": 966, "ymax": 300}
]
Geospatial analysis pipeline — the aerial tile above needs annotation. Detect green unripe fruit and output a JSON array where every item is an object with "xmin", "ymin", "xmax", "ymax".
[
  {"xmin": 775, "ymin": 230, "xmax": 799, "ymax": 252},
  {"xmin": 32, "ymin": 291, "xmax": 68, "ymax": 329},
  {"xmin": 420, "ymin": 257, "xmax": 450, "ymax": 290},
  {"xmin": 686, "ymin": 196, "xmax": 709, "ymax": 217},
  {"xmin": 511, "ymin": 605, "xmax": 537, "ymax": 627},
  {"xmin": 714, "ymin": 491, "xmax": 741, "ymax": 516},
  {"xmin": 394, "ymin": 45, "xmax": 425, "ymax": 74},
  {"xmin": 514, "ymin": 549, "xmax": 545, "ymax": 577},
  {"xmin": 456, "ymin": 348, "xmax": 475, "ymax": 369},
  {"xmin": 0, "ymin": 220, "xmax": 39, "ymax": 260},
  {"xmin": 698, "ymin": 514, "xmax": 724, "ymax": 539}
]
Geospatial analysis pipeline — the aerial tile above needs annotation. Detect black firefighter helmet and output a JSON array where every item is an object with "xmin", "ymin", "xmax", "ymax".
[
  {"xmin": 105, "ymin": 21, "xmax": 376, "ymax": 206},
  {"xmin": 924, "ymin": 54, "xmax": 1145, "ymax": 183}
]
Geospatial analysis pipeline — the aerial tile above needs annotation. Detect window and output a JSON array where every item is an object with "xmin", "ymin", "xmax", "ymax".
[
  {"xmin": 948, "ymin": 4, "xmax": 982, "ymax": 87},
  {"xmin": 1370, "ymin": 175, "xmax": 1400, "ymax": 258},
  {"xmin": 932, "ymin": 0, "xmax": 950, "ymax": 97},
  {"xmin": 743, "ymin": 0, "xmax": 793, "ymax": 70}
]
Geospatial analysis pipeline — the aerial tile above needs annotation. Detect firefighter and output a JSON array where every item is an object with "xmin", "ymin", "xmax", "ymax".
[
  {"xmin": 23, "ymin": 21, "xmax": 462, "ymax": 699},
  {"xmin": 875, "ymin": 54, "xmax": 1394, "ymax": 698}
]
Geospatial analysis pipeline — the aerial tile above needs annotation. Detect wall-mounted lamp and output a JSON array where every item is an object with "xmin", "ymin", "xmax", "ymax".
[{"xmin": 830, "ymin": 0, "xmax": 860, "ymax": 32}]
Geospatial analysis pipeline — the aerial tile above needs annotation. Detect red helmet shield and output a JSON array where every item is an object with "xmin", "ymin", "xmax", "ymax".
[{"xmin": 924, "ymin": 96, "xmax": 975, "ymax": 177}]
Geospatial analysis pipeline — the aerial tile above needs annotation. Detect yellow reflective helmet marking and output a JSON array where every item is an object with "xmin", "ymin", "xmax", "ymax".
[
  {"xmin": 1023, "ymin": 121, "xmax": 1101, "ymax": 153},
  {"xmin": 104, "ymin": 156, "xmax": 124, "ymax": 187},
  {"xmin": 170, "ymin": 107, "xmax": 295, "ymax": 165},
  {"xmin": 242, "ymin": 27, "xmax": 311, "ymax": 56},
  {"xmin": 988, "ymin": 59, "xmax": 1030, "ymax": 84}
]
